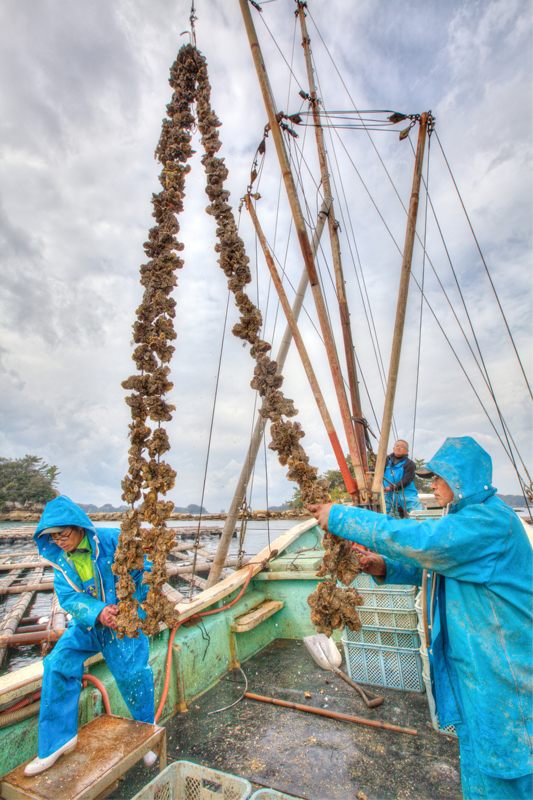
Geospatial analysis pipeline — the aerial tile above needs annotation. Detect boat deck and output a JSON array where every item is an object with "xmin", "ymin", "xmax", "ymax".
[{"xmin": 115, "ymin": 638, "xmax": 461, "ymax": 799}]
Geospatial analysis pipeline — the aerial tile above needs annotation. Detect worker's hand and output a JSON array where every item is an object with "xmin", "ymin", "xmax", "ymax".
[
  {"xmin": 358, "ymin": 550, "xmax": 386, "ymax": 578},
  {"xmin": 306, "ymin": 503, "xmax": 333, "ymax": 532},
  {"xmin": 98, "ymin": 604, "xmax": 119, "ymax": 629},
  {"xmin": 384, "ymin": 486, "xmax": 393, "ymax": 493}
]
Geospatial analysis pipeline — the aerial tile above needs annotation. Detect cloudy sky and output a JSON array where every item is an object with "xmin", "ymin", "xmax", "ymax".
[{"xmin": 0, "ymin": 0, "xmax": 531, "ymax": 511}]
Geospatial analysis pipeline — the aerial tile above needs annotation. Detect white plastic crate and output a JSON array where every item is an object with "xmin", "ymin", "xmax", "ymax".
[
  {"xmin": 342, "ymin": 639, "xmax": 424, "ymax": 692},
  {"xmin": 357, "ymin": 606, "xmax": 419, "ymax": 630},
  {"xmin": 424, "ymin": 675, "xmax": 457, "ymax": 737},
  {"xmin": 357, "ymin": 585, "xmax": 417, "ymax": 610},
  {"xmin": 251, "ymin": 790, "xmax": 304, "ymax": 799},
  {"xmin": 345, "ymin": 626, "xmax": 420, "ymax": 649},
  {"xmin": 353, "ymin": 573, "xmax": 415, "ymax": 594},
  {"xmin": 132, "ymin": 760, "xmax": 252, "ymax": 800}
]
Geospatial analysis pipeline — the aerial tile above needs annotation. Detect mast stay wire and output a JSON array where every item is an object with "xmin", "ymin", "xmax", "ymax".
[
  {"xmin": 305, "ymin": 6, "xmax": 530, "ymax": 493},
  {"xmin": 434, "ymin": 130, "xmax": 532, "ymax": 402},
  {"xmin": 250, "ymin": 2, "xmax": 530, "ymax": 503},
  {"xmin": 318, "ymin": 114, "xmax": 397, "ymax": 436},
  {"xmin": 289, "ymin": 129, "xmax": 390, "ymax": 439},
  {"xmin": 248, "ymin": 2, "xmax": 384, "ymax": 478},
  {"xmin": 285, "ymin": 129, "xmax": 386, "ymax": 456},
  {"xmin": 411, "ymin": 133, "xmax": 431, "ymax": 455},
  {"xmin": 188, "ymin": 288, "xmax": 232, "ymax": 598},
  {"xmin": 407, "ymin": 138, "xmax": 532, "ymax": 488},
  {"xmin": 316, "ymin": 119, "xmax": 529, "ymax": 493},
  {"xmin": 308, "ymin": 48, "xmax": 396, "ymax": 439}
]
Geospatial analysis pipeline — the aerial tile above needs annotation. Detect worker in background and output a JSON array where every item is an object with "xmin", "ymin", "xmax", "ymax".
[
  {"xmin": 24, "ymin": 495, "xmax": 157, "ymax": 776},
  {"xmin": 383, "ymin": 438, "xmax": 422, "ymax": 516},
  {"xmin": 309, "ymin": 436, "xmax": 532, "ymax": 800}
]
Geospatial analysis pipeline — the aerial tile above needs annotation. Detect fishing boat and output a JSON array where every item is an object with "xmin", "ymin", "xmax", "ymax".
[{"xmin": 0, "ymin": 2, "xmax": 530, "ymax": 799}]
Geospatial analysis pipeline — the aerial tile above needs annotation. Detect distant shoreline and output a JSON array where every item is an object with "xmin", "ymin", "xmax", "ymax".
[{"xmin": 0, "ymin": 509, "xmax": 307, "ymax": 523}]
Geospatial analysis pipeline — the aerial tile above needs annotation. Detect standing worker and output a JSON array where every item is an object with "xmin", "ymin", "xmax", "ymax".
[
  {"xmin": 309, "ymin": 436, "xmax": 532, "ymax": 800},
  {"xmin": 383, "ymin": 439, "xmax": 422, "ymax": 516},
  {"xmin": 24, "ymin": 495, "xmax": 157, "ymax": 776}
]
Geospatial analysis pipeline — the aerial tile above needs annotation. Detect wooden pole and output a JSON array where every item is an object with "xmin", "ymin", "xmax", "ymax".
[
  {"xmin": 0, "ymin": 569, "xmax": 44, "ymax": 665},
  {"xmin": 239, "ymin": 0, "xmax": 366, "ymax": 501},
  {"xmin": 0, "ymin": 581, "xmax": 54, "ymax": 595},
  {"xmin": 207, "ymin": 200, "xmax": 330, "ymax": 588},
  {"xmin": 371, "ymin": 114, "xmax": 430, "ymax": 499},
  {"xmin": 245, "ymin": 195, "xmax": 357, "ymax": 497},
  {"xmin": 296, "ymin": 2, "xmax": 370, "ymax": 483}
]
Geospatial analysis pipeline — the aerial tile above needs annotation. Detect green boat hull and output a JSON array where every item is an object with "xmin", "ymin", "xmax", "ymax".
[{"xmin": 0, "ymin": 521, "xmax": 325, "ymax": 776}]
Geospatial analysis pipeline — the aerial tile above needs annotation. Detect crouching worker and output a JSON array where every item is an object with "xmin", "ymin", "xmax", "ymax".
[
  {"xmin": 25, "ymin": 495, "xmax": 156, "ymax": 776},
  {"xmin": 309, "ymin": 437, "xmax": 533, "ymax": 800}
]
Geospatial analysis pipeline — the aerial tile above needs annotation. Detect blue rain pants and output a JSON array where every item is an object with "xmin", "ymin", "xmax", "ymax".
[{"xmin": 38, "ymin": 623, "xmax": 154, "ymax": 758}]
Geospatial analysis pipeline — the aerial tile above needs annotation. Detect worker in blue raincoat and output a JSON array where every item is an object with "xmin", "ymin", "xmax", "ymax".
[
  {"xmin": 383, "ymin": 438, "xmax": 422, "ymax": 516},
  {"xmin": 25, "ymin": 495, "xmax": 156, "ymax": 776},
  {"xmin": 309, "ymin": 436, "xmax": 532, "ymax": 800}
]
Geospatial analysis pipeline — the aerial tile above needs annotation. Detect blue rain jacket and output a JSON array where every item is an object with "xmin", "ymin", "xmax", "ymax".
[
  {"xmin": 34, "ymin": 496, "xmax": 154, "ymax": 758},
  {"xmin": 328, "ymin": 437, "xmax": 533, "ymax": 780},
  {"xmin": 383, "ymin": 454, "xmax": 421, "ymax": 513},
  {"xmin": 35, "ymin": 495, "xmax": 148, "ymax": 627}
]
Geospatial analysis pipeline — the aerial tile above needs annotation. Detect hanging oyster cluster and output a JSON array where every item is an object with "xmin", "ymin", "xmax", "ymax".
[
  {"xmin": 307, "ymin": 533, "xmax": 363, "ymax": 636},
  {"xmin": 114, "ymin": 43, "xmax": 344, "ymax": 636}
]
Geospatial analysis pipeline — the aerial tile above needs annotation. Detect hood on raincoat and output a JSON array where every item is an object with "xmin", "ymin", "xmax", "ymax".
[
  {"xmin": 34, "ymin": 495, "xmax": 97, "ymax": 560},
  {"xmin": 425, "ymin": 436, "xmax": 496, "ymax": 509}
]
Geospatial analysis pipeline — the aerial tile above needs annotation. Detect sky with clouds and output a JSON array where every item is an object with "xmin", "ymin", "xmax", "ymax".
[{"xmin": 0, "ymin": 0, "xmax": 531, "ymax": 511}]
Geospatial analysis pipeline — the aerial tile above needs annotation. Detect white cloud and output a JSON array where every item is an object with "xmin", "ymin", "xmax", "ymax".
[{"xmin": 0, "ymin": 0, "xmax": 531, "ymax": 511}]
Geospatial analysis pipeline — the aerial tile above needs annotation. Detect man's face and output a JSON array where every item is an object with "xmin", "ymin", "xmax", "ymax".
[
  {"xmin": 50, "ymin": 526, "xmax": 84, "ymax": 553},
  {"xmin": 393, "ymin": 441, "xmax": 408, "ymax": 457},
  {"xmin": 430, "ymin": 476, "xmax": 454, "ymax": 507}
]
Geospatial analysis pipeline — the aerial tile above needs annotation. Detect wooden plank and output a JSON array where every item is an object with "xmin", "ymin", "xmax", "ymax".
[
  {"xmin": 161, "ymin": 583, "xmax": 184, "ymax": 604},
  {"xmin": 0, "ymin": 582, "xmax": 54, "ymax": 596},
  {"xmin": 177, "ymin": 573, "xmax": 208, "ymax": 590},
  {"xmin": 0, "ymin": 572, "xmax": 43, "ymax": 666},
  {"xmin": 231, "ymin": 599, "xmax": 284, "ymax": 632},
  {"xmin": 172, "ymin": 517, "xmax": 317, "ymax": 621},
  {"xmin": 0, "ymin": 561, "xmax": 47, "ymax": 571},
  {"xmin": 1, "ymin": 715, "xmax": 166, "ymax": 800}
]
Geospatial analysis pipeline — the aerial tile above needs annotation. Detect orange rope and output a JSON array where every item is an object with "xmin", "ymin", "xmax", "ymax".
[{"xmin": 155, "ymin": 565, "xmax": 255, "ymax": 721}]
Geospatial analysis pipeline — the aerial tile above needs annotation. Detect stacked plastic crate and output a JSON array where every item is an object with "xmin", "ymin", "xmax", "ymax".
[{"xmin": 342, "ymin": 573, "xmax": 424, "ymax": 692}]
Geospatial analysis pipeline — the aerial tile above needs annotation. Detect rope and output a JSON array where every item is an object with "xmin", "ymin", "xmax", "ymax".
[
  {"xmin": 434, "ymin": 130, "xmax": 532, "ymax": 401},
  {"xmin": 412, "ymin": 142, "xmax": 532, "ymax": 489},
  {"xmin": 188, "ymin": 290, "xmax": 232, "ymax": 598}
]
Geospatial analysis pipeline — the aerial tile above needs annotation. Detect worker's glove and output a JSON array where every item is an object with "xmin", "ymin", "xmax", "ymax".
[{"xmin": 97, "ymin": 604, "xmax": 119, "ymax": 629}]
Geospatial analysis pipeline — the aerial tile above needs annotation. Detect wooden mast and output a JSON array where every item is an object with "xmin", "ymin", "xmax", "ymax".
[
  {"xmin": 239, "ymin": 0, "xmax": 367, "ymax": 502},
  {"xmin": 246, "ymin": 195, "xmax": 357, "ymax": 494},
  {"xmin": 296, "ymin": 1, "xmax": 370, "ymax": 487},
  {"xmin": 371, "ymin": 113, "xmax": 431, "ymax": 501}
]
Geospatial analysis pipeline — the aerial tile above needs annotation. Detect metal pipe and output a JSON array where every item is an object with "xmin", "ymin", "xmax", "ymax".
[
  {"xmin": 244, "ymin": 691, "xmax": 417, "ymax": 736},
  {"xmin": 371, "ymin": 114, "xmax": 430, "ymax": 497}
]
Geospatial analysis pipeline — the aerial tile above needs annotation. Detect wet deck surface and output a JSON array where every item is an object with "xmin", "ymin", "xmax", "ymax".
[{"xmin": 113, "ymin": 638, "xmax": 461, "ymax": 800}]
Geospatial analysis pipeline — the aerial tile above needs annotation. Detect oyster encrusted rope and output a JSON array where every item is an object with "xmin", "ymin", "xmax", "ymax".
[{"xmin": 114, "ymin": 43, "xmax": 361, "ymax": 638}]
